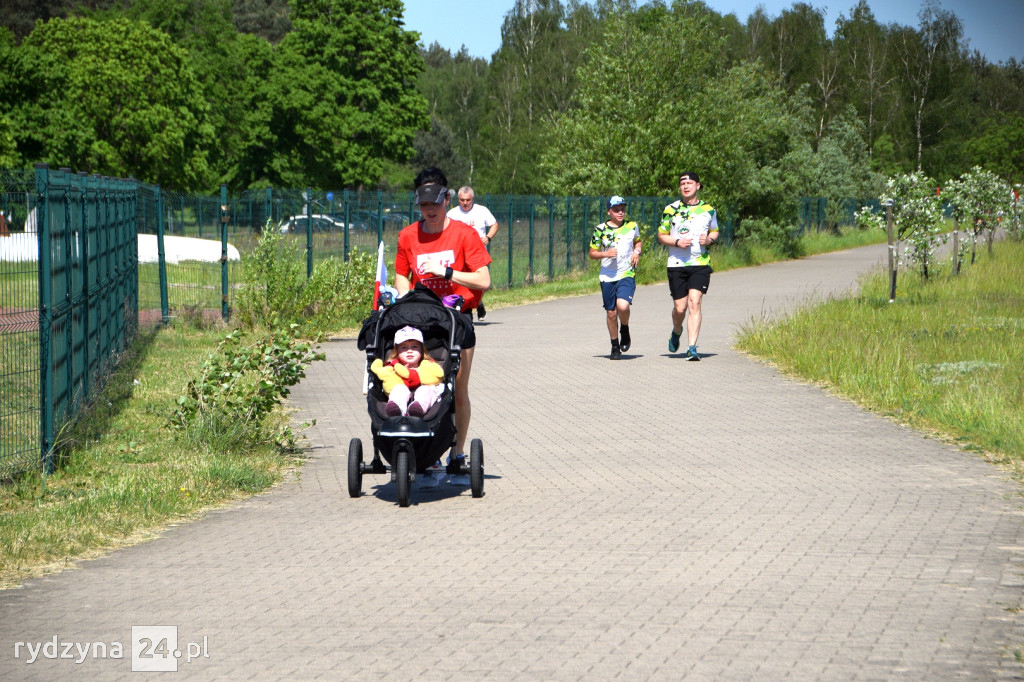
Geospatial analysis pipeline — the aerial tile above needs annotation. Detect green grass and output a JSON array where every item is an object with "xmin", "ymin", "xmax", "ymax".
[
  {"xmin": 736, "ymin": 240, "xmax": 1024, "ymax": 469},
  {"xmin": 0, "ymin": 323, "xmax": 298, "ymax": 588}
]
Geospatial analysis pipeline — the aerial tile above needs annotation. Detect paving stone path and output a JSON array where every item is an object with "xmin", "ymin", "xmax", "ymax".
[{"xmin": 2, "ymin": 243, "xmax": 1023, "ymax": 680}]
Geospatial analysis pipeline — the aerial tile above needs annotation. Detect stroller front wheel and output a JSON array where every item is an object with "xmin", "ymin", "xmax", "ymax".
[
  {"xmin": 347, "ymin": 438, "xmax": 363, "ymax": 498},
  {"xmin": 395, "ymin": 448, "xmax": 411, "ymax": 507}
]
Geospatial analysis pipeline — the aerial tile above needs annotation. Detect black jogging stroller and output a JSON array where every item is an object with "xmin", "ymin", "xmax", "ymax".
[{"xmin": 350, "ymin": 284, "xmax": 484, "ymax": 506}]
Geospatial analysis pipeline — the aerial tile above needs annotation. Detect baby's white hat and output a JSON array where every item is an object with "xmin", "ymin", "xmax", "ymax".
[{"xmin": 394, "ymin": 326, "xmax": 423, "ymax": 345}]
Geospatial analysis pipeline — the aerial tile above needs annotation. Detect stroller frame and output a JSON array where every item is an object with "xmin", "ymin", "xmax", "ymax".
[{"xmin": 349, "ymin": 285, "xmax": 484, "ymax": 506}]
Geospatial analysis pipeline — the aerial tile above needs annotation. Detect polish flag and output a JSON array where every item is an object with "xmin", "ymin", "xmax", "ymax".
[{"xmin": 373, "ymin": 241, "xmax": 387, "ymax": 310}]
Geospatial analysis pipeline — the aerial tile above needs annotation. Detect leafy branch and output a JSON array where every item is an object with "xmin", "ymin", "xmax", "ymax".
[{"xmin": 170, "ymin": 323, "xmax": 325, "ymax": 449}]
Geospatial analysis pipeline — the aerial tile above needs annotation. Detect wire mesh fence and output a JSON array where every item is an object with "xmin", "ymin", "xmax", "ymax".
[{"xmin": 0, "ymin": 169, "xmax": 39, "ymax": 478}]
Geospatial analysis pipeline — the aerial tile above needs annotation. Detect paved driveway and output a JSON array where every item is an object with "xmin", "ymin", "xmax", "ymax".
[{"xmin": 2, "ymin": 244, "xmax": 1022, "ymax": 680}]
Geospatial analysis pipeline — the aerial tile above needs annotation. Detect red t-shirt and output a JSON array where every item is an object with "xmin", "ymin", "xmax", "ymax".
[{"xmin": 395, "ymin": 219, "xmax": 492, "ymax": 310}]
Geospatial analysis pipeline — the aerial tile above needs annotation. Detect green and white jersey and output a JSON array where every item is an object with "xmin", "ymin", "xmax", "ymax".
[
  {"xmin": 658, "ymin": 199, "xmax": 718, "ymax": 267},
  {"xmin": 590, "ymin": 220, "xmax": 640, "ymax": 282}
]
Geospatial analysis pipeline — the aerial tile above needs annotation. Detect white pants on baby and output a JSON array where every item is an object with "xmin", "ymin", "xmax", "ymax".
[{"xmin": 388, "ymin": 384, "xmax": 443, "ymax": 414}]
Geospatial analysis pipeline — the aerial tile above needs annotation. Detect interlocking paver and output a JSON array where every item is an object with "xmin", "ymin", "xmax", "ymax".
[{"xmin": 1, "ymin": 243, "xmax": 1023, "ymax": 679}]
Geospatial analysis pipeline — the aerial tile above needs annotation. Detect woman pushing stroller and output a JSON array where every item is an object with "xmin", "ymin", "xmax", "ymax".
[{"xmin": 394, "ymin": 167, "xmax": 491, "ymax": 485}]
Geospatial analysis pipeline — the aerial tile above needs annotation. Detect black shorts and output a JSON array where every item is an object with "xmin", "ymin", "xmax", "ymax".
[
  {"xmin": 458, "ymin": 311, "xmax": 476, "ymax": 349},
  {"xmin": 667, "ymin": 265, "xmax": 713, "ymax": 299}
]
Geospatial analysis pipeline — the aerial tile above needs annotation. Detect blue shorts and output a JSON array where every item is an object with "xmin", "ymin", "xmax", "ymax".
[{"xmin": 600, "ymin": 277, "xmax": 636, "ymax": 311}]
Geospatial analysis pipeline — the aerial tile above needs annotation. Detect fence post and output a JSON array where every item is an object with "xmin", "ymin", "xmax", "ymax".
[
  {"xmin": 305, "ymin": 187, "xmax": 313, "ymax": 278},
  {"xmin": 343, "ymin": 188, "xmax": 350, "ymax": 262},
  {"xmin": 528, "ymin": 196, "xmax": 535, "ymax": 284},
  {"xmin": 76, "ymin": 172, "xmax": 91, "ymax": 405},
  {"xmin": 376, "ymin": 189, "xmax": 384, "ymax": 244},
  {"xmin": 407, "ymin": 190, "xmax": 415, "ymax": 231},
  {"xmin": 565, "ymin": 197, "xmax": 572, "ymax": 272},
  {"xmin": 57, "ymin": 168, "xmax": 75, "ymax": 453},
  {"xmin": 952, "ymin": 216, "xmax": 960, "ymax": 275},
  {"xmin": 265, "ymin": 187, "xmax": 273, "ymax": 232},
  {"xmin": 156, "ymin": 186, "xmax": 169, "ymax": 323},
  {"xmin": 221, "ymin": 184, "xmax": 230, "ymax": 319},
  {"xmin": 507, "ymin": 196, "xmax": 514, "ymax": 287},
  {"xmin": 547, "ymin": 196, "xmax": 554, "ymax": 281},
  {"xmin": 585, "ymin": 196, "xmax": 593, "ymax": 262},
  {"xmin": 34, "ymin": 164, "xmax": 54, "ymax": 473}
]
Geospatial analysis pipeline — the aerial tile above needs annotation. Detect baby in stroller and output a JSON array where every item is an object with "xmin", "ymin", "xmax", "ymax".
[
  {"xmin": 370, "ymin": 325, "xmax": 444, "ymax": 417},
  {"xmin": 352, "ymin": 285, "xmax": 483, "ymax": 505}
]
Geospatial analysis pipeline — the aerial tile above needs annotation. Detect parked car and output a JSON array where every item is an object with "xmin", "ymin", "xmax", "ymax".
[
  {"xmin": 277, "ymin": 214, "xmax": 347, "ymax": 234},
  {"xmin": 347, "ymin": 210, "xmax": 412, "ymax": 232}
]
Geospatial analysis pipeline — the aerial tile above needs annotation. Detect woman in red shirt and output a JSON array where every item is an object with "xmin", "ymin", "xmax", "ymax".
[{"xmin": 394, "ymin": 168, "xmax": 491, "ymax": 485}]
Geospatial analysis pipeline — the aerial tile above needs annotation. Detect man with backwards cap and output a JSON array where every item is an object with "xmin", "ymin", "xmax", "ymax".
[
  {"xmin": 588, "ymin": 195, "xmax": 642, "ymax": 360},
  {"xmin": 394, "ymin": 167, "xmax": 491, "ymax": 487},
  {"xmin": 657, "ymin": 171, "xmax": 718, "ymax": 361}
]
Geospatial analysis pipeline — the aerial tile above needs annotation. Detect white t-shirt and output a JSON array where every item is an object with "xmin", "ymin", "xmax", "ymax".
[{"xmin": 447, "ymin": 203, "xmax": 497, "ymax": 239}]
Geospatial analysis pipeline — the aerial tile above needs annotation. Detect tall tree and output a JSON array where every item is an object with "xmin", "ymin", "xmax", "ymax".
[
  {"xmin": 834, "ymin": 1, "xmax": 898, "ymax": 164},
  {"xmin": 476, "ymin": 0, "xmax": 600, "ymax": 193},
  {"xmin": 244, "ymin": 0, "xmax": 428, "ymax": 189},
  {"xmin": 747, "ymin": 3, "xmax": 826, "ymax": 93},
  {"xmin": 411, "ymin": 116, "xmax": 468, "ymax": 182},
  {"xmin": 541, "ymin": 3, "xmax": 809, "ymax": 223},
  {"xmin": 893, "ymin": 0, "xmax": 964, "ymax": 170},
  {"xmin": 9, "ymin": 16, "xmax": 213, "ymax": 189},
  {"xmin": 0, "ymin": 28, "xmax": 21, "ymax": 167},
  {"xmin": 108, "ymin": 0, "xmax": 261, "ymax": 189},
  {"xmin": 418, "ymin": 44, "xmax": 488, "ymax": 184}
]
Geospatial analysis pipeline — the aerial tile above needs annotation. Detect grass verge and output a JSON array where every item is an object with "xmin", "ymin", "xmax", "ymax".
[
  {"xmin": 736, "ymin": 240, "xmax": 1024, "ymax": 470},
  {"xmin": 0, "ymin": 323, "xmax": 300, "ymax": 589}
]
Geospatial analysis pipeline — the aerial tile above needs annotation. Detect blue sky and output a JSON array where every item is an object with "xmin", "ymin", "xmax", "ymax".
[{"xmin": 403, "ymin": 0, "xmax": 1022, "ymax": 64}]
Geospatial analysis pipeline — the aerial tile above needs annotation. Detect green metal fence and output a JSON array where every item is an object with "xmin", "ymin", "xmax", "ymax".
[
  {"xmin": 0, "ymin": 165, "xmax": 139, "ymax": 477},
  {"xmin": 798, "ymin": 197, "xmax": 883, "ymax": 234},
  {"xmin": 0, "ymin": 169, "xmax": 39, "ymax": 478},
  {"xmin": 217, "ymin": 189, "xmax": 690, "ymax": 288}
]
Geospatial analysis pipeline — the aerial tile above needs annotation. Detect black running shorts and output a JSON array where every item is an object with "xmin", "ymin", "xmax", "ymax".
[{"xmin": 667, "ymin": 265, "xmax": 713, "ymax": 299}]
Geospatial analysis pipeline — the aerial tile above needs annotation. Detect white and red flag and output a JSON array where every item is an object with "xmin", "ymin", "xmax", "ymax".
[{"xmin": 373, "ymin": 241, "xmax": 387, "ymax": 310}]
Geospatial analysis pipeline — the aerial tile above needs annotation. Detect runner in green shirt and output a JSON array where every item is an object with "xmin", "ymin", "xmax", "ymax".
[
  {"xmin": 657, "ymin": 172, "xmax": 719, "ymax": 361},
  {"xmin": 589, "ymin": 195, "xmax": 642, "ymax": 360}
]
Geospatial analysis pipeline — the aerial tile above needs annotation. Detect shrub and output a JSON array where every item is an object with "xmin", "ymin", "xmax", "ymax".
[
  {"xmin": 235, "ymin": 222, "xmax": 376, "ymax": 333},
  {"xmin": 735, "ymin": 218, "xmax": 804, "ymax": 259},
  {"xmin": 299, "ymin": 249, "xmax": 375, "ymax": 334},
  {"xmin": 170, "ymin": 324, "xmax": 325, "ymax": 450},
  {"xmin": 234, "ymin": 224, "xmax": 306, "ymax": 330}
]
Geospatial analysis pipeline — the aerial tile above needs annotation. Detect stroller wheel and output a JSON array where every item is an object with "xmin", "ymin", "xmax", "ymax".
[
  {"xmin": 395, "ymin": 448, "xmax": 411, "ymax": 508},
  {"xmin": 347, "ymin": 438, "xmax": 363, "ymax": 498},
  {"xmin": 470, "ymin": 438, "xmax": 484, "ymax": 498}
]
